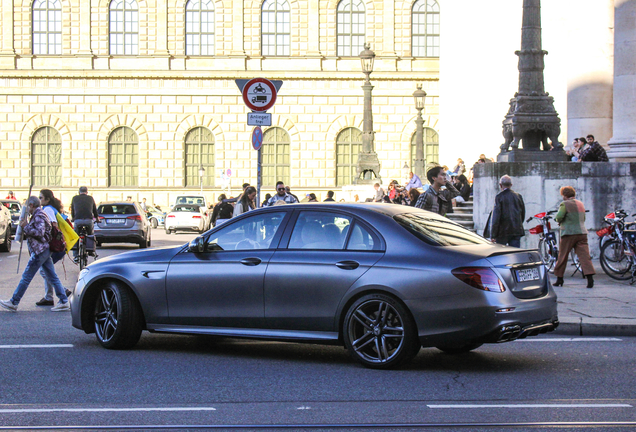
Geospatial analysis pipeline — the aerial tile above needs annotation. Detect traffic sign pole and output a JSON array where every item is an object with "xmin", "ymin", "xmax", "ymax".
[{"xmin": 257, "ymin": 148, "xmax": 262, "ymax": 208}]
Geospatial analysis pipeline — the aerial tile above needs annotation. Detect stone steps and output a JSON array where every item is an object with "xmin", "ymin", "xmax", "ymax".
[{"xmin": 446, "ymin": 197, "xmax": 475, "ymax": 230}]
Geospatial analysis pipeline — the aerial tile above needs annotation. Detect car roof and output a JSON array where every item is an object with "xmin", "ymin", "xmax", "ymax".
[
  {"xmin": 0, "ymin": 199, "xmax": 20, "ymax": 204},
  {"xmin": 253, "ymin": 202, "xmax": 437, "ymax": 218},
  {"xmin": 98, "ymin": 202, "xmax": 138, "ymax": 205}
]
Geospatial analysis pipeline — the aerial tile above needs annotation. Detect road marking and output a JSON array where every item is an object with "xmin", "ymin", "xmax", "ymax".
[
  {"xmin": 0, "ymin": 407, "xmax": 217, "ymax": 414},
  {"xmin": 0, "ymin": 344, "xmax": 74, "ymax": 349},
  {"xmin": 515, "ymin": 338, "xmax": 622, "ymax": 342},
  {"xmin": 428, "ymin": 404, "xmax": 632, "ymax": 409}
]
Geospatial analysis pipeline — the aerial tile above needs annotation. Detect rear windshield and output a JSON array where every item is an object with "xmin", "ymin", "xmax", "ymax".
[
  {"xmin": 175, "ymin": 196, "xmax": 205, "ymax": 206},
  {"xmin": 173, "ymin": 205, "xmax": 200, "ymax": 212},
  {"xmin": 98, "ymin": 205, "xmax": 137, "ymax": 215},
  {"xmin": 394, "ymin": 213, "xmax": 490, "ymax": 246}
]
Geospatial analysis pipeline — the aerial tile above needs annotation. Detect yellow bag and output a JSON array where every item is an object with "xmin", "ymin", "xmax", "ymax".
[{"xmin": 56, "ymin": 213, "xmax": 79, "ymax": 252}]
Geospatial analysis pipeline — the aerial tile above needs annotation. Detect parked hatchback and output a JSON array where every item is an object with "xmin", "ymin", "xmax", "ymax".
[
  {"xmin": 0, "ymin": 199, "xmax": 21, "ymax": 236},
  {"xmin": 94, "ymin": 202, "xmax": 151, "ymax": 248}
]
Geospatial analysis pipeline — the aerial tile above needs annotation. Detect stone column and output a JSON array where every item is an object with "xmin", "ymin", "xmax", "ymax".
[
  {"xmin": 155, "ymin": 0, "xmax": 169, "ymax": 55},
  {"xmin": 0, "ymin": 0, "xmax": 15, "ymax": 54},
  {"xmin": 77, "ymin": 0, "xmax": 93, "ymax": 55},
  {"xmin": 607, "ymin": 0, "xmax": 636, "ymax": 160}
]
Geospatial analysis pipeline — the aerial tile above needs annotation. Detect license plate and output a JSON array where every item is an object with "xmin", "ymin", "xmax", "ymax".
[
  {"xmin": 107, "ymin": 218, "xmax": 125, "ymax": 224},
  {"xmin": 516, "ymin": 267, "xmax": 540, "ymax": 282}
]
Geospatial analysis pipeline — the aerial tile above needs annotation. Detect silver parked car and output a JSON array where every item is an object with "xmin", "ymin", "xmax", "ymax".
[
  {"xmin": 71, "ymin": 204, "xmax": 558, "ymax": 369},
  {"xmin": 94, "ymin": 202, "xmax": 151, "ymax": 248}
]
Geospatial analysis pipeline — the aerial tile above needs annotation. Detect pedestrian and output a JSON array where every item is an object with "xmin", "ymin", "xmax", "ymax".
[
  {"xmin": 489, "ymin": 175, "xmax": 525, "ymax": 248},
  {"xmin": 323, "ymin": 190, "xmax": 335, "ymax": 202},
  {"xmin": 263, "ymin": 181, "xmax": 299, "ymax": 206},
  {"xmin": 414, "ymin": 165, "xmax": 460, "ymax": 216},
  {"xmin": 70, "ymin": 186, "xmax": 99, "ymax": 262},
  {"xmin": 353, "ymin": 194, "xmax": 359, "ymax": 203},
  {"xmin": 453, "ymin": 174, "xmax": 472, "ymax": 205},
  {"xmin": 211, "ymin": 194, "xmax": 234, "ymax": 227},
  {"xmin": 373, "ymin": 183, "xmax": 385, "ymax": 202},
  {"xmin": 140, "ymin": 198, "xmax": 147, "ymax": 211},
  {"xmin": 285, "ymin": 186, "xmax": 299, "ymax": 203},
  {"xmin": 126, "ymin": 196, "xmax": 132, "ymax": 202},
  {"xmin": 452, "ymin": 158, "xmax": 466, "ymax": 176},
  {"xmin": 553, "ymin": 186, "xmax": 595, "ymax": 288},
  {"xmin": 261, "ymin": 193, "xmax": 272, "ymax": 207},
  {"xmin": 579, "ymin": 134, "xmax": 609, "ymax": 162},
  {"xmin": 408, "ymin": 188, "xmax": 420, "ymax": 207},
  {"xmin": 233, "ymin": 186, "xmax": 257, "ymax": 217},
  {"xmin": 36, "ymin": 189, "xmax": 71, "ymax": 307},
  {"xmin": 308, "ymin": 193, "xmax": 318, "ymax": 202},
  {"xmin": 0, "ymin": 196, "xmax": 70, "ymax": 312},
  {"xmin": 404, "ymin": 172, "xmax": 422, "ymax": 191},
  {"xmin": 6, "ymin": 190, "xmax": 16, "ymax": 200}
]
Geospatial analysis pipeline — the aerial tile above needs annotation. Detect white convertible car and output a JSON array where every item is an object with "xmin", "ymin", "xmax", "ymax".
[{"xmin": 165, "ymin": 204, "xmax": 207, "ymax": 234}]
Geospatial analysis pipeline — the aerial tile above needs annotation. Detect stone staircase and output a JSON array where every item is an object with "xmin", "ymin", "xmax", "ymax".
[{"xmin": 447, "ymin": 196, "xmax": 475, "ymax": 231}]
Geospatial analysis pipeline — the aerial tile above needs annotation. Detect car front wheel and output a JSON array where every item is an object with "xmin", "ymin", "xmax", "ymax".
[
  {"xmin": 343, "ymin": 293, "xmax": 419, "ymax": 369},
  {"xmin": 94, "ymin": 281, "xmax": 143, "ymax": 349}
]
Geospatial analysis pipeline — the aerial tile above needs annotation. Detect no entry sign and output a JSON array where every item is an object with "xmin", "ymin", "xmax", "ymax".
[{"xmin": 242, "ymin": 78, "xmax": 277, "ymax": 112}]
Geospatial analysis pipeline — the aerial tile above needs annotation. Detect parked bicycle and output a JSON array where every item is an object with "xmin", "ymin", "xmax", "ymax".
[
  {"xmin": 599, "ymin": 210, "xmax": 636, "ymax": 282},
  {"xmin": 527, "ymin": 210, "xmax": 581, "ymax": 275},
  {"xmin": 596, "ymin": 210, "xmax": 628, "ymax": 251},
  {"xmin": 74, "ymin": 225, "xmax": 97, "ymax": 270}
]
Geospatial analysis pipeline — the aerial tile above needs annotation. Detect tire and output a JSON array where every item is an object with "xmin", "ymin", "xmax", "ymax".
[
  {"xmin": 96, "ymin": 240, "xmax": 102, "ymax": 248},
  {"xmin": 0, "ymin": 228, "xmax": 11, "ymax": 252},
  {"xmin": 538, "ymin": 238, "xmax": 557, "ymax": 271},
  {"xmin": 139, "ymin": 233, "xmax": 148, "ymax": 249},
  {"xmin": 93, "ymin": 281, "xmax": 143, "ymax": 349},
  {"xmin": 343, "ymin": 293, "xmax": 420, "ymax": 369},
  {"xmin": 600, "ymin": 239, "xmax": 633, "ymax": 280},
  {"xmin": 79, "ymin": 240, "xmax": 87, "ymax": 271},
  {"xmin": 436, "ymin": 342, "xmax": 483, "ymax": 354},
  {"xmin": 150, "ymin": 218, "xmax": 158, "ymax": 229},
  {"xmin": 165, "ymin": 228, "xmax": 172, "ymax": 235}
]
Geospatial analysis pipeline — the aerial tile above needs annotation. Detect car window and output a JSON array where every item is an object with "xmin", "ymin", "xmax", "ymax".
[
  {"xmin": 207, "ymin": 212, "xmax": 286, "ymax": 251},
  {"xmin": 98, "ymin": 205, "xmax": 137, "ymax": 215},
  {"xmin": 288, "ymin": 211, "xmax": 351, "ymax": 250},
  {"xmin": 346, "ymin": 223, "xmax": 379, "ymax": 251},
  {"xmin": 394, "ymin": 213, "xmax": 490, "ymax": 246}
]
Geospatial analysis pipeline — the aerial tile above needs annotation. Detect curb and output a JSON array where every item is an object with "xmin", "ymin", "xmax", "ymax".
[{"xmin": 555, "ymin": 317, "xmax": 636, "ymax": 337}]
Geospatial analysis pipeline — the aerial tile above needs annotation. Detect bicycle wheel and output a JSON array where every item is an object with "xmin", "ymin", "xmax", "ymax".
[
  {"xmin": 600, "ymin": 239, "xmax": 633, "ymax": 280},
  {"xmin": 79, "ymin": 239, "xmax": 87, "ymax": 271},
  {"xmin": 538, "ymin": 238, "xmax": 557, "ymax": 271}
]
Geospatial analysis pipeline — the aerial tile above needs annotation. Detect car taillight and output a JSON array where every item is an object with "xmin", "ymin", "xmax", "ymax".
[
  {"xmin": 126, "ymin": 215, "xmax": 142, "ymax": 221},
  {"xmin": 98, "ymin": 216, "xmax": 105, "ymax": 222},
  {"xmin": 167, "ymin": 215, "xmax": 175, "ymax": 218},
  {"xmin": 452, "ymin": 267, "xmax": 505, "ymax": 292},
  {"xmin": 192, "ymin": 215, "xmax": 201, "ymax": 219}
]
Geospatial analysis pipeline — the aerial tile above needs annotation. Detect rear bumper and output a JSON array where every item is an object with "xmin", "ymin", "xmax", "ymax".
[{"xmin": 95, "ymin": 229, "xmax": 145, "ymax": 244}]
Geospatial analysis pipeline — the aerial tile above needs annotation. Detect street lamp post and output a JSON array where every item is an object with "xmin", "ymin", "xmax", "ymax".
[
  {"xmin": 412, "ymin": 84, "xmax": 427, "ymax": 179},
  {"xmin": 354, "ymin": 43, "xmax": 381, "ymax": 185},
  {"xmin": 198, "ymin": 166, "xmax": 205, "ymax": 194}
]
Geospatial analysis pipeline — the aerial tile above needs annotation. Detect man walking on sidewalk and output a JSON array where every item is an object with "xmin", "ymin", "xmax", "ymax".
[
  {"xmin": 0, "ymin": 196, "xmax": 70, "ymax": 312},
  {"xmin": 490, "ymin": 175, "xmax": 525, "ymax": 248}
]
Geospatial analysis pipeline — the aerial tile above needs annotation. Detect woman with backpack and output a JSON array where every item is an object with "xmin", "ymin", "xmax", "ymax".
[{"xmin": 36, "ymin": 189, "xmax": 71, "ymax": 307}]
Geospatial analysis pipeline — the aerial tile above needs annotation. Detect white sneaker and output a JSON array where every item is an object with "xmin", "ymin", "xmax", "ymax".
[
  {"xmin": 0, "ymin": 299, "xmax": 18, "ymax": 312},
  {"xmin": 51, "ymin": 301, "xmax": 70, "ymax": 312}
]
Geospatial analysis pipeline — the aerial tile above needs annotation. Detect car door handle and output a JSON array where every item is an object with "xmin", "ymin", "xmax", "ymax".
[
  {"xmin": 336, "ymin": 260, "xmax": 359, "ymax": 270},
  {"xmin": 240, "ymin": 258, "xmax": 262, "ymax": 266}
]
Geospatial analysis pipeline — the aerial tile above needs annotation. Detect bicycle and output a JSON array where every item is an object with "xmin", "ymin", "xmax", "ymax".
[
  {"xmin": 75, "ymin": 225, "xmax": 98, "ymax": 270},
  {"xmin": 596, "ymin": 210, "xmax": 629, "ymax": 251},
  {"xmin": 599, "ymin": 212, "xmax": 636, "ymax": 282},
  {"xmin": 527, "ymin": 210, "xmax": 581, "ymax": 275}
]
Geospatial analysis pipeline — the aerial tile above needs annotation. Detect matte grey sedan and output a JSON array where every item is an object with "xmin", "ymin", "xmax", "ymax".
[{"xmin": 71, "ymin": 203, "xmax": 558, "ymax": 369}]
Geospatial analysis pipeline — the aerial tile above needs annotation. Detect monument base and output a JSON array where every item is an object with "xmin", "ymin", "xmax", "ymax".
[
  {"xmin": 497, "ymin": 149, "xmax": 569, "ymax": 162},
  {"xmin": 341, "ymin": 184, "xmax": 378, "ymax": 203}
]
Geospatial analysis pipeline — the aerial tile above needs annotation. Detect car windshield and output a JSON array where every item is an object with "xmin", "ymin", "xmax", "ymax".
[
  {"xmin": 98, "ymin": 204, "xmax": 137, "ymax": 215},
  {"xmin": 394, "ymin": 213, "xmax": 490, "ymax": 246},
  {"xmin": 174, "ymin": 205, "xmax": 200, "ymax": 212}
]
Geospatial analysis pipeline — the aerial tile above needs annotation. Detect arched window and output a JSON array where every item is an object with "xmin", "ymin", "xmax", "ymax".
[
  {"xmin": 412, "ymin": 0, "xmax": 440, "ymax": 58},
  {"xmin": 336, "ymin": 128, "xmax": 362, "ymax": 186},
  {"xmin": 184, "ymin": 127, "xmax": 215, "ymax": 187},
  {"xmin": 33, "ymin": 0, "xmax": 62, "ymax": 55},
  {"xmin": 337, "ymin": 0, "xmax": 365, "ymax": 57},
  {"xmin": 262, "ymin": 0, "xmax": 290, "ymax": 56},
  {"xmin": 411, "ymin": 127, "xmax": 439, "ymax": 168},
  {"xmin": 262, "ymin": 127, "xmax": 290, "ymax": 186},
  {"xmin": 185, "ymin": 0, "xmax": 215, "ymax": 56},
  {"xmin": 108, "ymin": 127, "xmax": 138, "ymax": 187},
  {"xmin": 32, "ymin": 127, "xmax": 62, "ymax": 186},
  {"xmin": 109, "ymin": 0, "xmax": 139, "ymax": 55}
]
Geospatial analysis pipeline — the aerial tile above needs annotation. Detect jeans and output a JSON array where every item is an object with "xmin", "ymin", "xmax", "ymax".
[
  {"xmin": 11, "ymin": 249, "xmax": 68, "ymax": 305},
  {"xmin": 496, "ymin": 235, "xmax": 522, "ymax": 248},
  {"xmin": 43, "ymin": 250, "xmax": 66, "ymax": 301}
]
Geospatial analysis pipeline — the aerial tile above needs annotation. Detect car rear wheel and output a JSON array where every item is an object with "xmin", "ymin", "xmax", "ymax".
[
  {"xmin": 165, "ymin": 228, "xmax": 172, "ymax": 235},
  {"xmin": 139, "ymin": 233, "xmax": 148, "ymax": 248},
  {"xmin": 0, "ymin": 228, "xmax": 11, "ymax": 252},
  {"xmin": 94, "ymin": 281, "xmax": 143, "ymax": 349},
  {"xmin": 150, "ymin": 218, "xmax": 158, "ymax": 229},
  {"xmin": 343, "ymin": 294, "xmax": 419, "ymax": 369},
  {"xmin": 436, "ymin": 342, "xmax": 483, "ymax": 354}
]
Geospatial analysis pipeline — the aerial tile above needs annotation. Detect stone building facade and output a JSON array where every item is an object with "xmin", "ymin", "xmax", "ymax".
[{"xmin": 0, "ymin": 0, "xmax": 440, "ymax": 206}]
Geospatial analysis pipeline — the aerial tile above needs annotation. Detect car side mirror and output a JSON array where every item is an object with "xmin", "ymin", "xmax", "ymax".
[{"xmin": 188, "ymin": 236, "xmax": 207, "ymax": 253}]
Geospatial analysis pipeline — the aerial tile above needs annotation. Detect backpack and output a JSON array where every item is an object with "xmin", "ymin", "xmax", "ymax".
[{"xmin": 49, "ymin": 224, "xmax": 66, "ymax": 253}]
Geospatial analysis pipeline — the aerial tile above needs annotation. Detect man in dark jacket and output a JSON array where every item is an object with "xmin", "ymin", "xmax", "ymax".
[
  {"xmin": 490, "ymin": 175, "xmax": 525, "ymax": 247},
  {"xmin": 579, "ymin": 134, "xmax": 609, "ymax": 162},
  {"xmin": 70, "ymin": 186, "xmax": 99, "ymax": 261}
]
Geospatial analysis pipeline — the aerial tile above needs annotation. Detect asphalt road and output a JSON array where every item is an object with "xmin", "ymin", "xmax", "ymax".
[{"xmin": 1, "ymin": 230, "xmax": 635, "ymax": 431}]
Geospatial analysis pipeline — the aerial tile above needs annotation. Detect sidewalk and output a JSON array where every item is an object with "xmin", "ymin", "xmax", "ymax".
[{"xmin": 551, "ymin": 259, "xmax": 636, "ymax": 337}]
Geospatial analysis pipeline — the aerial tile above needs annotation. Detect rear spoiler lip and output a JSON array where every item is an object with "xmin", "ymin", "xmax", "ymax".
[{"xmin": 487, "ymin": 248, "xmax": 537, "ymax": 258}]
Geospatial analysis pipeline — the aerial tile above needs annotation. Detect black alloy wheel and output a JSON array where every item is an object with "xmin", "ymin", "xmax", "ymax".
[
  {"xmin": 94, "ymin": 281, "xmax": 143, "ymax": 349},
  {"xmin": 343, "ymin": 294, "xmax": 419, "ymax": 369}
]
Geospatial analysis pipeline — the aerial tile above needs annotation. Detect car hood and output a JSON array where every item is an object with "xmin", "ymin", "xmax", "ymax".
[{"xmin": 89, "ymin": 245, "xmax": 183, "ymax": 267}]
